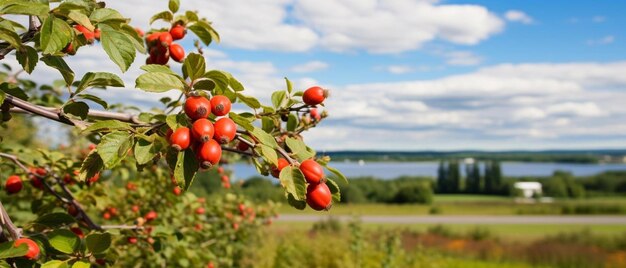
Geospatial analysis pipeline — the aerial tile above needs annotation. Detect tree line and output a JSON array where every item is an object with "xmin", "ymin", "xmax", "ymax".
[{"xmin": 437, "ymin": 160, "xmax": 505, "ymax": 195}]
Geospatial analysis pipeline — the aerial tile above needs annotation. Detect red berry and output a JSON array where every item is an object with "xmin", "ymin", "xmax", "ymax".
[
  {"xmin": 173, "ymin": 187, "xmax": 182, "ymax": 195},
  {"xmin": 88, "ymin": 144, "xmax": 97, "ymax": 150},
  {"xmin": 94, "ymin": 29, "xmax": 101, "ymax": 41},
  {"xmin": 108, "ymin": 207, "xmax": 118, "ymax": 216},
  {"xmin": 68, "ymin": 205, "xmax": 79, "ymax": 216},
  {"xmin": 306, "ymin": 183, "xmax": 332, "ymax": 211},
  {"xmin": 271, "ymin": 158, "xmax": 290, "ymax": 178},
  {"xmin": 170, "ymin": 127, "xmax": 191, "ymax": 151},
  {"xmin": 221, "ymin": 175, "xmax": 229, "ymax": 182},
  {"xmin": 5, "ymin": 175, "xmax": 22, "ymax": 194},
  {"xmin": 238, "ymin": 204, "xmax": 245, "ymax": 214},
  {"xmin": 88, "ymin": 173, "xmax": 100, "ymax": 184},
  {"xmin": 170, "ymin": 25, "xmax": 187, "ymax": 40},
  {"xmin": 217, "ymin": 167, "xmax": 225, "ymax": 174},
  {"xmin": 208, "ymin": 262, "xmax": 215, "ymax": 268},
  {"xmin": 71, "ymin": 227, "xmax": 84, "ymax": 238},
  {"xmin": 128, "ymin": 237, "xmax": 138, "ymax": 244},
  {"xmin": 135, "ymin": 27, "xmax": 144, "ymax": 37},
  {"xmin": 150, "ymin": 45, "xmax": 169, "ymax": 65},
  {"xmin": 30, "ymin": 177, "xmax": 44, "ymax": 190},
  {"xmin": 310, "ymin": 108, "xmax": 321, "ymax": 121},
  {"xmin": 184, "ymin": 95, "xmax": 211, "ymax": 120},
  {"xmin": 191, "ymin": 118, "xmax": 215, "ymax": 143},
  {"xmin": 126, "ymin": 182, "xmax": 137, "ymax": 191},
  {"xmin": 132, "ymin": 205, "xmax": 140, "ymax": 213},
  {"xmin": 223, "ymin": 182, "xmax": 231, "ymax": 189},
  {"xmin": 159, "ymin": 32, "xmax": 173, "ymax": 47},
  {"xmin": 213, "ymin": 118, "xmax": 237, "ymax": 144},
  {"xmin": 169, "ymin": 43, "xmax": 185, "ymax": 62},
  {"xmin": 299, "ymin": 159, "xmax": 324, "ymax": 184},
  {"xmin": 103, "ymin": 212, "xmax": 111, "ymax": 220},
  {"xmin": 195, "ymin": 207, "xmax": 205, "ymax": 215},
  {"xmin": 146, "ymin": 32, "xmax": 161, "ymax": 46},
  {"xmin": 232, "ymin": 222, "xmax": 239, "ymax": 230},
  {"xmin": 237, "ymin": 141, "xmax": 250, "ymax": 151},
  {"xmin": 145, "ymin": 211, "xmax": 157, "ymax": 222},
  {"xmin": 74, "ymin": 25, "xmax": 95, "ymax": 42},
  {"xmin": 210, "ymin": 95, "xmax": 232, "ymax": 116},
  {"xmin": 14, "ymin": 238, "xmax": 40, "ymax": 260},
  {"xmin": 63, "ymin": 42, "xmax": 75, "ymax": 55},
  {"xmin": 303, "ymin": 86, "xmax": 327, "ymax": 106},
  {"xmin": 197, "ymin": 139, "xmax": 222, "ymax": 169}
]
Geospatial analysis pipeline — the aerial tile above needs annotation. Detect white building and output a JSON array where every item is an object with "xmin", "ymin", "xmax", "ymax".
[{"xmin": 513, "ymin": 182, "xmax": 542, "ymax": 198}]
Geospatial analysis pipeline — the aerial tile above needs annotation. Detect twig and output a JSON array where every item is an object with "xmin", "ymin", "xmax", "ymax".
[
  {"xmin": 221, "ymin": 146, "xmax": 254, "ymax": 157},
  {"xmin": 0, "ymin": 201, "xmax": 22, "ymax": 240},
  {"xmin": 101, "ymin": 225, "xmax": 144, "ymax": 230}
]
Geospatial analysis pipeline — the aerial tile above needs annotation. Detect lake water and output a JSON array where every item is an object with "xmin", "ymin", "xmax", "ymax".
[{"xmin": 226, "ymin": 161, "xmax": 626, "ymax": 180}]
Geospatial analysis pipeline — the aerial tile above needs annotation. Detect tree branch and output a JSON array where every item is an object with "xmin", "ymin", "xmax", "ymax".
[
  {"xmin": 221, "ymin": 146, "xmax": 254, "ymax": 157},
  {"xmin": 101, "ymin": 225, "xmax": 144, "ymax": 231},
  {"xmin": 0, "ymin": 200, "xmax": 22, "ymax": 240}
]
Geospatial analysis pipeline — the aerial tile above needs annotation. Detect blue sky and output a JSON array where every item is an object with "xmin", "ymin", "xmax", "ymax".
[{"xmin": 10, "ymin": 0, "xmax": 626, "ymax": 151}]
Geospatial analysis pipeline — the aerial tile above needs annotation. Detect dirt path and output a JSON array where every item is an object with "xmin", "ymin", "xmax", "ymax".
[{"xmin": 276, "ymin": 215, "xmax": 626, "ymax": 224}]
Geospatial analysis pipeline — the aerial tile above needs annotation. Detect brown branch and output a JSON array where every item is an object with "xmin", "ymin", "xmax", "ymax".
[
  {"xmin": 0, "ymin": 200, "xmax": 22, "ymax": 240},
  {"xmin": 0, "ymin": 22, "xmax": 39, "ymax": 60},
  {"xmin": 101, "ymin": 225, "xmax": 144, "ymax": 231},
  {"xmin": 221, "ymin": 146, "xmax": 254, "ymax": 157}
]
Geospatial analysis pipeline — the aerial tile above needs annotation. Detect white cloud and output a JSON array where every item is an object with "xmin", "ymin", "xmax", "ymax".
[
  {"xmin": 504, "ymin": 10, "xmax": 534, "ymax": 24},
  {"xmin": 592, "ymin": 16, "xmax": 606, "ymax": 23},
  {"xmin": 290, "ymin": 61, "xmax": 329, "ymax": 73},
  {"xmin": 378, "ymin": 65, "xmax": 415, "ymax": 74},
  {"xmin": 587, "ymin": 35, "xmax": 615, "ymax": 46},
  {"xmin": 443, "ymin": 51, "xmax": 483, "ymax": 66}
]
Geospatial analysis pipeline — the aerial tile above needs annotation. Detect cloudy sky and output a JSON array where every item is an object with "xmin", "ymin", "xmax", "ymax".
[{"xmin": 8, "ymin": 0, "xmax": 626, "ymax": 151}]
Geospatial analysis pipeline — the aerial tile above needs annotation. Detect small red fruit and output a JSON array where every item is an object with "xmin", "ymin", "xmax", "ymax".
[
  {"xmin": 68, "ymin": 205, "xmax": 79, "ymax": 216},
  {"xmin": 146, "ymin": 32, "xmax": 161, "ymax": 46},
  {"xmin": 135, "ymin": 27, "xmax": 145, "ymax": 37},
  {"xmin": 197, "ymin": 139, "xmax": 222, "ymax": 169},
  {"xmin": 191, "ymin": 118, "xmax": 215, "ymax": 143},
  {"xmin": 71, "ymin": 227, "xmax": 84, "ymax": 238},
  {"xmin": 30, "ymin": 177, "xmax": 44, "ymax": 190},
  {"xmin": 271, "ymin": 158, "xmax": 290, "ymax": 178},
  {"xmin": 213, "ymin": 118, "xmax": 237, "ymax": 144},
  {"xmin": 302, "ymin": 86, "xmax": 328, "ymax": 106},
  {"xmin": 170, "ymin": 127, "xmax": 191, "ymax": 151},
  {"xmin": 210, "ymin": 95, "xmax": 232, "ymax": 116},
  {"xmin": 169, "ymin": 43, "xmax": 185, "ymax": 62},
  {"xmin": 145, "ymin": 211, "xmax": 157, "ymax": 222},
  {"xmin": 126, "ymin": 182, "xmax": 137, "ymax": 191},
  {"xmin": 131, "ymin": 205, "xmax": 140, "ymax": 213},
  {"xmin": 170, "ymin": 25, "xmax": 187, "ymax": 40},
  {"xmin": 232, "ymin": 222, "xmax": 239, "ymax": 230},
  {"xmin": 238, "ymin": 204, "xmax": 245, "ymax": 215},
  {"xmin": 74, "ymin": 25, "xmax": 95, "ymax": 42},
  {"xmin": 207, "ymin": 262, "xmax": 215, "ymax": 268},
  {"xmin": 306, "ymin": 183, "xmax": 332, "ymax": 211},
  {"xmin": 223, "ymin": 182, "xmax": 231, "ymax": 189},
  {"xmin": 310, "ymin": 108, "xmax": 321, "ymax": 121},
  {"xmin": 217, "ymin": 167, "xmax": 225, "ymax": 174},
  {"xmin": 150, "ymin": 45, "xmax": 169, "ymax": 65},
  {"xmin": 159, "ymin": 32, "xmax": 173, "ymax": 47},
  {"xmin": 63, "ymin": 42, "xmax": 75, "ymax": 55},
  {"xmin": 108, "ymin": 207, "xmax": 118, "ymax": 216},
  {"xmin": 14, "ymin": 238, "xmax": 40, "ymax": 260},
  {"xmin": 88, "ymin": 173, "xmax": 100, "ymax": 184},
  {"xmin": 195, "ymin": 207, "xmax": 205, "ymax": 215},
  {"xmin": 299, "ymin": 159, "xmax": 324, "ymax": 184},
  {"xmin": 173, "ymin": 187, "xmax": 182, "ymax": 195},
  {"xmin": 237, "ymin": 141, "xmax": 250, "ymax": 151},
  {"xmin": 5, "ymin": 175, "xmax": 22, "ymax": 194},
  {"xmin": 103, "ymin": 212, "xmax": 111, "ymax": 220},
  {"xmin": 128, "ymin": 237, "xmax": 138, "ymax": 244},
  {"xmin": 94, "ymin": 29, "xmax": 101, "ymax": 40},
  {"xmin": 221, "ymin": 175, "xmax": 229, "ymax": 183},
  {"xmin": 184, "ymin": 95, "xmax": 211, "ymax": 120}
]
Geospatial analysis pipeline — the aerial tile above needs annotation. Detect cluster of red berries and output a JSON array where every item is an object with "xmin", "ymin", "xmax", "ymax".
[
  {"xmin": 145, "ymin": 24, "xmax": 187, "ymax": 65},
  {"xmin": 168, "ymin": 93, "xmax": 236, "ymax": 170},
  {"xmin": 63, "ymin": 24, "xmax": 101, "ymax": 54},
  {"xmin": 218, "ymin": 167, "xmax": 231, "ymax": 189},
  {"xmin": 268, "ymin": 158, "xmax": 332, "ymax": 211}
]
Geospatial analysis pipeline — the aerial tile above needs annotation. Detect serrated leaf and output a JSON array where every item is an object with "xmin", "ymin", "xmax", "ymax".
[
  {"xmin": 236, "ymin": 93, "xmax": 261, "ymax": 109},
  {"xmin": 40, "ymin": 16, "xmax": 73, "ymax": 54},
  {"xmin": 79, "ymin": 150, "xmax": 103, "ymax": 182},
  {"xmin": 134, "ymin": 135, "xmax": 159, "ymax": 165},
  {"xmin": 259, "ymin": 144, "xmax": 278, "ymax": 166},
  {"xmin": 136, "ymin": 72, "xmax": 186, "ymax": 92},
  {"xmin": 100, "ymin": 25, "xmax": 135, "ymax": 72},
  {"xmin": 41, "ymin": 260, "xmax": 68, "ymax": 268},
  {"xmin": 174, "ymin": 149, "xmax": 198, "ymax": 190},
  {"xmin": 168, "ymin": 0, "xmax": 180, "ymax": 13},
  {"xmin": 326, "ymin": 178, "xmax": 341, "ymax": 203},
  {"xmin": 287, "ymin": 114, "xmax": 297, "ymax": 131},
  {"xmin": 34, "ymin": 213, "xmax": 76, "ymax": 228},
  {"xmin": 75, "ymin": 72, "xmax": 124, "ymax": 95},
  {"xmin": 63, "ymin": 101, "xmax": 89, "ymax": 120},
  {"xmin": 251, "ymin": 127, "xmax": 278, "ymax": 148},
  {"xmin": 279, "ymin": 166, "xmax": 307, "ymax": 201},
  {"xmin": 285, "ymin": 137, "xmax": 316, "ymax": 161},
  {"xmin": 83, "ymin": 120, "xmax": 132, "ymax": 133},
  {"xmin": 0, "ymin": 27, "xmax": 22, "ymax": 49},
  {"xmin": 97, "ymin": 131, "xmax": 132, "ymax": 168},
  {"xmin": 150, "ymin": 11, "xmax": 173, "ymax": 25},
  {"xmin": 48, "ymin": 229, "xmax": 79, "ymax": 254},
  {"xmin": 16, "ymin": 46, "xmax": 37, "ymax": 74},
  {"xmin": 322, "ymin": 163, "xmax": 348, "ymax": 185},
  {"xmin": 0, "ymin": 242, "xmax": 28, "ymax": 259},
  {"xmin": 85, "ymin": 232, "xmax": 111, "ymax": 254},
  {"xmin": 41, "ymin": 56, "xmax": 75, "ymax": 86},
  {"xmin": 183, "ymin": 53, "xmax": 205, "ymax": 80}
]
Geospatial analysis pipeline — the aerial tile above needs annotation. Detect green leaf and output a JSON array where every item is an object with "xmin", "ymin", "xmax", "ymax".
[
  {"xmin": 141, "ymin": 64, "xmax": 177, "ymax": 75},
  {"xmin": 287, "ymin": 193, "xmax": 306, "ymax": 210},
  {"xmin": 287, "ymin": 114, "xmax": 297, "ymax": 131},
  {"xmin": 85, "ymin": 232, "xmax": 111, "ymax": 254},
  {"xmin": 134, "ymin": 135, "xmax": 159, "ymax": 165},
  {"xmin": 71, "ymin": 261, "xmax": 90, "ymax": 268},
  {"xmin": 78, "ymin": 150, "xmax": 103, "ymax": 182},
  {"xmin": 251, "ymin": 127, "xmax": 278, "ymax": 148},
  {"xmin": 150, "ymin": 11, "xmax": 173, "ymax": 25},
  {"xmin": 41, "ymin": 56, "xmax": 75, "ymax": 86},
  {"xmin": 75, "ymin": 72, "xmax": 124, "ymax": 95},
  {"xmin": 279, "ymin": 166, "xmax": 307, "ymax": 201},
  {"xmin": 136, "ymin": 72, "xmax": 186, "ymax": 93},
  {"xmin": 34, "ymin": 213, "xmax": 76, "ymax": 228},
  {"xmin": 236, "ymin": 93, "xmax": 261, "ymax": 109},
  {"xmin": 0, "ymin": 91, "xmax": 4, "ymax": 106},
  {"xmin": 285, "ymin": 137, "xmax": 316, "ymax": 161},
  {"xmin": 0, "ymin": 1, "xmax": 48, "ymax": 16},
  {"xmin": 229, "ymin": 77, "xmax": 244, "ymax": 92},
  {"xmin": 193, "ymin": 79, "xmax": 216, "ymax": 91},
  {"xmin": 0, "ymin": 27, "xmax": 22, "ymax": 49},
  {"xmin": 185, "ymin": 11, "xmax": 198, "ymax": 22},
  {"xmin": 188, "ymin": 20, "xmax": 219, "ymax": 46},
  {"xmin": 16, "ymin": 46, "xmax": 37, "ymax": 74},
  {"xmin": 83, "ymin": 120, "xmax": 132, "ymax": 133},
  {"xmin": 322, "ymin": 163, "xmax": 348, "ymax": 185},
  {"xmin": 174, "ymin": 149, "xmax": 198, "ymax": 190},
  {"xmin": 89, "ymin": 8, "xmax": 125, "ymax": 24},
  {"xmin": 40, "ymin": 16, "xmax": 73, "ymax": 54},
  {"xmin": 63, "ymin": 101, "xmax": 89, "ymax": 120},
  {"xmin": 259, "ymin": 144, "xmax": 278, "ymax": 167},
  {"xmin": 0, "ymin": 82, "xmax": 27, "ymax": 100},
  {"xmin": 65, "ymin": 10, "xmax": 94, "ymax": 31},
  {"xmin": 119, "ymin": 24, "xmax": 146, "ymax": 54},
  {"xmin": 97, "ymin": 131, "xmax": 132, "ymax": 168},
  {"xmin": 183, "ymin": 53, "xmax": 205, "ymax": 80},
  {"xmin": 326, "ymin": 178, "xmax": 341, "ymax": 203},
  {"xmin": 0, "ymin": 241, "xmax": 28, "ymax": 259},
  {"xmin": 168, "ymin": 0, "xmax": 180, "ymax": 13},
  {"xmin": 285, "ymin": 77, "xmax": 293, "ymax": 93},
  {"xmin": 48, "ymin": 229, "xmax": 80, "ymax": 254},
  {"xmin": 76, "ymin": 93, "xmax": 108, "ymax": 109},
  {"xmin": 41, "ymin": 260, "xmax": 68, "ymax": 268},
  {"xmin": 229, "ymin": 112, "xmax": 254, "ymax": 132},
  {"xmin": 271, "ymin": 90, "xmax": 287, "ymax": 109},
  {"xmin": 100, "ymin": 25, "xmax": 136, "ymax": 72}
]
